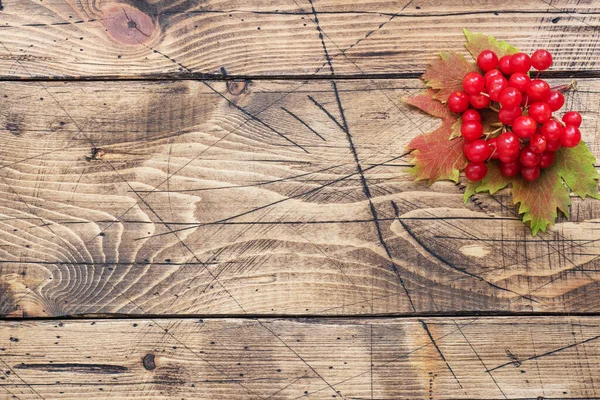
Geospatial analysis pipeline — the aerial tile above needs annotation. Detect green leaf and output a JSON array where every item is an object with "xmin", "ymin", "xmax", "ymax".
[
  {"xmin": 463, "ymin": 162, "xmax": 511, "ymax": 203},
  {"xmin": 450, "ymin": 118, "xmax": 462, "ymax": 140},
  {"xmin": 463, "ymin": 28, "xmax": 519, "ymax": 61},
  {"xmin": 404, "ymin": 90, "xmax": 467, "ymax": 184},
  {"xmin": 421, "ymin": 51, "xmax": 478, "ymax": 102},
  {"xmin": 555, "ymin": 142, "xmax": 600, "ymax": 199}
]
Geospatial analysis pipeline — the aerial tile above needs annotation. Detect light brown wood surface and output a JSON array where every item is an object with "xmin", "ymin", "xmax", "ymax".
[
  {"xmin": 0, "ymin": 317, "xmax": 599, "ymax": 399},
  {"xmin": 1, "ymin": 0, "xmax": 600, "ymax": 78},
  {"xmin": 0, "ymin": 78, "xmax": 598, "ymax": 317}
]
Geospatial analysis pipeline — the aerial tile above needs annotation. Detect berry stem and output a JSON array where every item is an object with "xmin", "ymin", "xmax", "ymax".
[
  {"xmin": 480, "ymin": 92, "xmax": 490, "ymax": 97},
  {"xmin": 489, "ymin": 105, "xmax": 500, "ymax": 112},
  {"xmin": 553, "ymin": 117, "xmax": 567, "ymax": 127},
  {"xmin": 551, "ymin": 80, "xmax": 577, "ymax": 93}
]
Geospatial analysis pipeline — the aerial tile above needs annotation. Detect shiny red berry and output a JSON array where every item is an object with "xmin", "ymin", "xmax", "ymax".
[
  {"xmin": 498, "ymin": 55, "xmax": 512, "ymax": 75},
  {"xmin": 541, "ymin": 120, "xmax": 563, "ymax": 141},
  {"xmin": 508, "ymin": 72, "xmax": 531, "ymax": 93},
  {"xmin": 500, "ymin": 161, "xmax": 521, "ymax": 177},
  {"xmin": 509, "ymin": 52, "xmax": 532, "ymax": 74},
  {"xmin": 484, "ymin": 69, "xmax": 503, "ymax": 86},
  {"xmin": 526, "ymin": 79, "xmax": 551, "ymax": 102},
  {"xmin": 546, "ymin": 91, "xmax": 565, "ymax": 111},
  {"xmin": 462, "ymin": 72, "xmax": 485, "ymax": 95},
  {"xmin": 496, "ymin": 132, "xmax": 521, "ymax": 156},
  {"xmin": 561, "ymin": 125, "xmax": 581, "ymax": 148},
  {"xmin": 513, "ymin": 116, "xmax": 537, "ymax": 139},
  {"xmin": 521, "ymin": 166, "xmax": 541, "ymax": 181},
  {"xmin": 465, "ymin": 162, "xmax": 488, "ymax": 181},
  {"xmin": 531, "ymin": 49, "xmax": 553, "ymax": 71},
  {"xmin": 562, "ymin": 111, "xmax": 582, "ymax": 127},
  {"xmin": 461, "ymin": 121, "xmax": 483, "ymax": 141},
  {"xmin": 519, "ymin": 147, "xmax": 541, "ymax": 168},
  {"xmin": 462, "ymin": 109, "xmax": 481, "ymax": 123},
  {"xmin": 539, "ymin": 151, "xmax": 556, "ymax": 169},
  {"xmin": 546, "ymin": 139, "xmax": 561, "ymax": 152},
  {"xmin": 477, "ymin": 50, "xmax": 499, "ymax": 72},
  {"xmin": 499, "ymin": 151, "xmax": 519, "ymax": 163},
  {"xmin": 447, "ymin": 91, "xmax": 470, "ymax": 113},
  {"xmin": 528, "ymin": 102, "xmax": 553, "ymax": 123},
  {"xmin": 529, "ymin": 134, "xmax": 547, "ymax": 154},
  {"xmin": 464, "ymin": 139, "xmax": 492, "ymax": 162},
  {"xmin": 498, "ymin": 87, "xmax": 522, "ymax": 109},
  {"xmin": 498, "ymin": 107, "xmax": 522, "ymax": 125},
  {"xmin": 488, "ymin": 77, "xmax": 509, "ymax": 102},
  {"xmin": 469, "ymin": 93, "xmax": 490, "ymax": 109}
]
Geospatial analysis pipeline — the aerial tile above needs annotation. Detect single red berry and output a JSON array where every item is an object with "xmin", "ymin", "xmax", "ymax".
[
  {"xmin": 541, "ymin": 120, "xmax": 563, "ymax": 141},
  {"xmin": 498, "ymin": 55, "xmax": 512, "ymax": 75},
  {"xmin": 521, "ymin": 166, "xmax": 541, "ymax": 181},
  {"xmin": 477, "ymin": 50, "xmax": 499, "ymax": 72},
  {"xmin": 526, "ymin": 79, "xmax": 551, "ymax": 102},
  {"xmin": 462, "ymin": 109, "xmax": 481, "ymax": 123},
  {"xmin": 546, "ymin": 91, "xmax": 565, "ymax": 111},
  {"xmin": 462, "ymin": 72, "xmax": 485, "ymax": 95},
  {"xmin": 519, "ymin": 147, "xmax": 541, "ymax": 168},
  {"xmin": 461, "ymin": 121, "xmax": 483, "ymax": 141},
  {"xmin": 488, "ymin": 137, "xmax": 500, "ymax": 160},
  {"xmin": 500, "ymin": 161, "xmax": 521, "ymax": 177},
  {"xmin": 561, "ymin": 125, "xmax": 581, "ymax": 148},
  {"xmin": 496, "ymin": 132, "xmax": 521, "ymax": 156},
  {"xmin": 447, "ymin": 91, "xmax": 470, "ymax": 113},
  {"xmin": 562, "ymin": 111, "xmax": 582, "ymax": 127},
  {"xmin": 499, "ymin": 151, "xmax": 520, "ymax": 163},
  {"xmin": 546, "ymin": 139, "xmax": 561, "ymax": 152},
  {"xmin": 539, "ymin": 151, "xmax": 556, "ymax": 169},
  {"xmin": 464, "ymin": 139, "xmax": 492, "ymax": 162},
  {"xmin": 528, "ymin": 102, "xmax": 553, "ymax": 123},
  {"xmin": 512, "ymin": 116, "xmax": 537, "ymax": 139},
  {"xmin": 498, "ymin": 87, "xmax": 522, "ymax": 109},
  {"xmin": 469, "ymin": 93, "xmax": 490, "ymax": 109},
  {"xmin": 529, "ymin": 134, "xmax": 547, "ymax": 154},
  {"xmin": 465, "ymin": 162, "xmax": 488, "ymax": 181},
  {"xmin": 531, "ymin": 49, "xmax": 553, "ymax": 71},
  {"xmin": 508, "ymin": 72, "xmax": 531, "ymax": 93},
  {"xmin": 484, "ymin": 69, "xmax": 503, "ymax": 87},
  {"xmin": 488, "ymin": 77, "xmax": 509, "ymax": 102},
  {"xmin": 498, "ymin": 107, "xmax": 522, "ymax": 125},
  {"xmin": 509, "ymin": 52, "xmax": 532, "ymax": 74}
]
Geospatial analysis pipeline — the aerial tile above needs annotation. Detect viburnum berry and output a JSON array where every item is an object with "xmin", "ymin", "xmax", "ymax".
[
  {"xmin": 521, "ymin": 166, "xmax": 541, "ymax": 181},
  {"xmin": 465, "ymin": 162, "xmax": 488, "ymax": 181},
  {"xmin": 469, "ymin": 93, "xmax": 490, "ymax": 109},
  {"xmin": 462, "ymin": 109, "xmax": 481, "ymax": 123},
  {"xmin": 461, "ymin": 121, "xmax": 483, "ymax": 141},
  {"xmin": 464, "ymin": 139, "xmax": 492, "ymax": 162},
  {"xmin": 541, "ymin": 120, "xmax": 563, "ymax": 141},
  {"xmin": 477, "ymin": 50, "xmax": 499, "ymax": 72},
  {"xmin": 539, "ymin": 151, "xmax": 556, "ymax": 169},
  {"xmin": 463, "ymin": 72, "xmax": 485, "ymax": 95},
  {"xmin": 498, "ymin": 55, "xmax": 512, "ymax": 75},
  {"xmin": 498, "ymin": 107, "xmax": 522, "ymax": 125},
  {"xmin": 488, "ymin": 137, "xmax": 500, "ymax": 159},
  {"xmin": 499, "ymin": 87, "xmax": 522, "ymax": 109},
  {"xmin": 546, "ymin": 139, "xmax": 561, "ymax": 152},
  {"xmin": 508, "ymin": 72, "xmax": 531, "ymax": 93},
  {"xmin": 562, "ymin": 111, "xmax": 582, "ymax": 127},
  {"xmin": 484, "ymin": 69, "xmax": 503, "ymax": 86},
  {"xmin": 528, "ymin": 102, "xmax": 552, "ymax": 123},
  {"xmin": 509, "ymin": 52, "xmax": 532, "ymax": 74},
  {"xmin": 561, "ymin": 125, "xmax": 581, "ymax": 148},
  {"xmin": 513, "ymin": 116, "xmax": 537, "ymax": 139},
  {"xmin": 488, "ymin": 77, "xmax": 509, "ymax": 102},
  {"xmin": 519, "ymin": 147, "xmax": 541, "ymax": 168},
  {"xmin": 500, "ymin": 161, "xmax": 521, "ymax": 177},
  {"xmin": 529, "ymin": 134, "xmax": 547, "ymax": 154},
  {"xmin": 531, "ymin": 49, "xmax": 553, "ymax": 71},
  {"xmin": 526, "ymin": 79, "xmax": 551, "ymax": 102},
  {"xmin": 546, "ymin": 91, "xmax": 564, "ymax": 111},
  {"xmin": 447, "ymin": 91, "xmax": 470, "ymax": 113},
  {"xmin": 499, "ymin": 151, "xmax": 519, "ymax": 163},
  {"xmin": 496, "ymin": 132, "xmax": 521, "ymax": 156}
]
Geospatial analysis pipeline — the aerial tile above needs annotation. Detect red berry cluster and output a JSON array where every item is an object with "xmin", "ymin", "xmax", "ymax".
[{"xmin": 447, "ymin": 49, "xmax": 582, "ymax": 182}]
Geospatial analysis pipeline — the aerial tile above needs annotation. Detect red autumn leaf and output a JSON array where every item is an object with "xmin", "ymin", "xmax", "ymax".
[
  {"xmin": 421, "ymin": 52, "xmax": 478, "ymax": 102},
  {"xmin": 405, "ymin": 90, "xmax": 467, "ymax": 184}
]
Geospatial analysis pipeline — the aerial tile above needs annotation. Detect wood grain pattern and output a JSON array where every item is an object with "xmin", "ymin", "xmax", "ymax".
[
  {"xmin": 0, "ymin": 78, "xmax": 599, "ymax": 317},
  {"xmin": 1, "ymin": 0, "xmax": 600, "ymax": 78},
  {"xmin": 0, "ymin": 317, "xmax": 599, "ymax": 399}
]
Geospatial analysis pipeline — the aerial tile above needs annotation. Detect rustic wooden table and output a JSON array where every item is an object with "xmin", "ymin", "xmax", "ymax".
[{"xmin": 1, "ymin": 0, "xmax": 599, "ymax": 398}]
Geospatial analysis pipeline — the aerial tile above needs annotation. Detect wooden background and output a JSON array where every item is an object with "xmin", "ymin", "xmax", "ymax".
[{"xmin": 0, "ymin": 0, "xmax": 599, "ymax": 398}]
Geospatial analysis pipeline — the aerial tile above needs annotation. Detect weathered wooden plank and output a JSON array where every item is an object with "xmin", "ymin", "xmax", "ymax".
[
  {"xmin": 1, "ymin": 0, "xmax": 600, "ymax": 78},
  {"xmin": 0, "ymin": 78, "xmax": 599, "ymax": 317},
  {"xmin": 0, "ymin": 316, "xmax": 598, "ymax": 399}
]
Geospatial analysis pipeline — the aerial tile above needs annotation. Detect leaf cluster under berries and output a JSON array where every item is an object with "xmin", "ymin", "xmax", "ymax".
[{"xmin": 405, "ymin": 29, "xmax": 600, "ymax": 235}]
